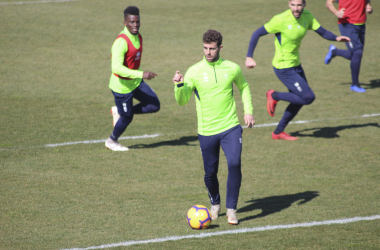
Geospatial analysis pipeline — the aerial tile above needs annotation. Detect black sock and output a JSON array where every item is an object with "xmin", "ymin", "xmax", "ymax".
[
  {"xmin": 271, "ymin": 91, "xmax": 279, "ymax": 101},
  {"xmin": 274, "ymin": 129, "xmax": 282, "ymax": 135}
]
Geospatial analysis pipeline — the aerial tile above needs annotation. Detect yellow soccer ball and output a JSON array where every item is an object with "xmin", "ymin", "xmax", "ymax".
[{"xmin": 186, "ymin": 205, "xmax": 211, "ymax": 229}]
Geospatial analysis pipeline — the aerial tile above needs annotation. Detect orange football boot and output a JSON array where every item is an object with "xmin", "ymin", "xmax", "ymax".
[
  {"xmin": 272, "ymin": 132, "xmax": 298, "ymax": 141},
  {"xmin": 266, "ymin": 90, "xmax": 277, "ymax": 117}
]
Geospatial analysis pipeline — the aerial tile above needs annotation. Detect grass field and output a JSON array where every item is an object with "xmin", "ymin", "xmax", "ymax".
[{"xmin": 1, "ymin": 0, "xmax": 380, "ymax": 249}]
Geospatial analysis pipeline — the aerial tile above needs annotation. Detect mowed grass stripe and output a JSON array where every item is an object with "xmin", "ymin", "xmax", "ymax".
[{"xmin": 61, "ymin": 215, "xmax": 380, "ymax": 250}]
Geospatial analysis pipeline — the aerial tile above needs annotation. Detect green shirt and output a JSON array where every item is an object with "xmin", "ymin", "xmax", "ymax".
[
  {"xmin": 264, "ymin": 9, "xmax": 321, "ymax": 69},
  {"xmin": 175, "ymin": 57, "xmax": 253, "ymax": 136},
  {"xmin": 109, "ymin": 27, "xmax": 144, "ymax": 94}
]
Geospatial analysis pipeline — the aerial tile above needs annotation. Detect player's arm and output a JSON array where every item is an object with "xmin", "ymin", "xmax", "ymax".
[
  {"xmin": 111, "ymin": 38, "xmax": 144, "ymax": 79},
  {"xmin": 233, "ymin": 66, "xmax": 255, "ymax": 128},
  {"xmin": 366, "ymin": 0, "xmax": 373, "ymax": 14},
  {"xmin": 326, "ymin": 0, "xmax": 345, "ymax": 18},
  {"xmin": 245, "ymin": 26, "xmax": 269, "ymax": 69},
  {"xmin": 314, "ymin": 26, "xmax": 350, "ymax": 42},
  {"xmin": 173, "ymin": 70, "xmax": 194, "ymax": 106}
]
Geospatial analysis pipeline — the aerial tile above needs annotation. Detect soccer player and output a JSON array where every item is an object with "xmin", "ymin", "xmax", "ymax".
[
  {"xmin": 246, "ymin": 0, "xmax": 350, "ymax": 140},
  {"xmin": 105, "ymin": 6, "xmax": 160, "ymax": 151},
  {"xmin": 324, "ymin": 0, "xmax": 373, "ymax": 93},
  {"xmin": 173, "ymin": 30, "xmax": 255, "ymax": 225}
]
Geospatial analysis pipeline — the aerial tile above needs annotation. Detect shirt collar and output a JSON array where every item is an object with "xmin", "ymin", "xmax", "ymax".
[{"xmin": 203, "ymin": 56, "xmax": 223, "ymax": 66}]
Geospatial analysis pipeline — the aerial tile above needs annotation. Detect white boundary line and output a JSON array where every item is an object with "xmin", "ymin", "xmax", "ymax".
[
  {"xmin": 61, "ymin": 215, "xmax": 380, "ymax": 250},
  {"xmin": 0, "ymin": 0, "xmax": 77, "ymax": 5},
  {"xmin": 1, "ymin": 113, "xmax": 379, "ymax": 151}
]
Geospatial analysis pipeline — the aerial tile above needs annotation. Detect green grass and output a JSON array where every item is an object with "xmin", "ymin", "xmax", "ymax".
[{"xmin": 1, "ymin": 0, "xmax": 380, "ymax": 249}]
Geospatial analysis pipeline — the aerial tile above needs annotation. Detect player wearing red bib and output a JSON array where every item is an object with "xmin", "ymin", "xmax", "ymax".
[
  {"xmin": 105, "ymin": 6, "xmax": 160, "ymax": 151},
  {"xmin": 324, "ymin": 0, "xmax": 373, "ymax": 93}
]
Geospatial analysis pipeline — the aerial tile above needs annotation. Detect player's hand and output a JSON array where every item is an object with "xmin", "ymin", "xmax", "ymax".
[
  {"xmin": 366, "ymin": 4, "xmax": 373, "ymax": 14},
  {"xmin": 173, "ymin": 70, "xmax": 184, "ymax": 83},
  {"xmin": 336, "ymin": 8, "xmax": 345, "ymax": 18},
  {"xmin": 143, "ymin": 71, "xmax": 157, "ymax": 80},
  {"xmin": 244, "ymin": 114, "xmax": 255, "ymax": 128},
  {"xmin": 245, "ymin": 57, "xmax": 257, "ymax": 69},
  {"xmin": 336, "ymin": 36, "xmax": 350, "ymax": 43}
]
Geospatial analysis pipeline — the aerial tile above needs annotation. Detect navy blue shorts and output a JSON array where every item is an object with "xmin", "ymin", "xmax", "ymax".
[
  {"xmin": 273, "ymin": 65, "xmax": 311, "ymax": 97},
  {"xmin": 339, "ymin": 23, "xmax": 365, "ymax": 52},
  {"xmin": 112, "ymin": 81, "xmax": 159, "ymax": 117},
  {"xmin": 198, "ymin": 125, "xmax": 243, "ymax": 209}
]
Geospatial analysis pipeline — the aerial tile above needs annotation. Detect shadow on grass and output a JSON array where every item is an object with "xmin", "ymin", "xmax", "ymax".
[
  {"xmin": 291, "ymin": 123, "xmax": 380, "ymax": 138},
  {"xmin": 341, "ymin": 79, "xmax": 380, "ymax": 89},
  {"xmin": 129, "ymin": 136, "xmax": 198, "ymax": 149},
  {"xmin": 237, "ymin": 191, "xmax": 319, "ymax": 223}
]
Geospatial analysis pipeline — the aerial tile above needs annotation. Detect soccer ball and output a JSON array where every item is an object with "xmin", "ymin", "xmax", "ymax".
[{"xmin": 186, "ymin": 205, "xmax": 211, "ymax": 229}]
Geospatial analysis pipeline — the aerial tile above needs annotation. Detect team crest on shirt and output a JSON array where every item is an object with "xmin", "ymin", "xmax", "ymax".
[
  {"xmin": 135, "ymin": 52, "xmax": 141, "ymax": 60},
  {"xmin": 288, "ymin": 25, "xmax": 292, "ymax": 30},
  {"xmin": 203, "ymin": 73, "xmax": 209, "ymax": 82}
]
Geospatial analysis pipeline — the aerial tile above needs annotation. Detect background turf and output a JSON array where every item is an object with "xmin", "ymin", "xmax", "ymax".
[{"xmin": 1, "ymin": 0, "xmax": 379, "ymax": 249}]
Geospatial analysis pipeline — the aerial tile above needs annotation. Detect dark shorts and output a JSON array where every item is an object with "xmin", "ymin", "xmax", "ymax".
[
  {"xmin": 198, "ymin": 125, "xmax": 243, "ymax": 171},
  {"xmin": 112, "ymin": 81, "xmax": 158, "ymax": 117},
  {"xmin": 339, "ymin": 23, "xmax": 365, "ymax": 52},
  {"xmin": 273, "ymin": 65, "xmax": 311, "ymax": 97}
]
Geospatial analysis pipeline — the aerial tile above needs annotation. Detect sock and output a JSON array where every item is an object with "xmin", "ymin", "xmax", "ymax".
[
  {"xmin": 350, "ymin": 49, "xmax": 363, "ymax": 86},
  {"xmin": 110, "ymin": 115, "xmax": 133, "ymax": 141}
]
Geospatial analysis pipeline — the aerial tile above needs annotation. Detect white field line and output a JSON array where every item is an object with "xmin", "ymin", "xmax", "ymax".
[
  {"xmin": 61, "ymin": 215, "xmax": 380, "ymax": 250},
  {"xmin": 1, "ymin": 113, "xmax": 379, "ymax": 151},
  {"xmin": 0, "ymin": 0, "xmax": 77, "ymax": 5},
  {"xmin": 44, "ymin": 134, "xmax": 161, "ymax": 148}
]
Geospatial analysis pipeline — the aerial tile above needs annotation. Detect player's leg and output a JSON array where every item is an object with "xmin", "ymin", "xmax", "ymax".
[
  {"xmin": 271, "ymin": 66, "xmax": 315, "ymax": 140},
  {"xmin": 220, "ymin": 125, "xmax": 243, "ymax": 224},
  {"xmin": 132, "ymin": 81, "xmax": 160, "ymax": 114},
  {"xmin": 325, "ymin": 23, "xmax": 353, "ymax": 64},
  {"xmin": 272, "ymin": 66, "xmax": 315, "ymax": 105},
  {"xmin": 266, "ymin": 67, "xmax": 308, "ymax": 117},
  {"xmin": 336, "ymin": 23, "xmax": 366, "ymax": 92},
  {"xmin": 198, "ymin": 133, "xmax": 221, "ymax": 210},
  {"xmin": 348, "ymin": 24, "xmax": 366, "ymax": 92},
  {"xmin": 105, "ymin": 91, "xmax": 134, "ymax": 151},
  {"xmin": 220, "ymin": 125, "xmax": 243, "ymax": 210}
]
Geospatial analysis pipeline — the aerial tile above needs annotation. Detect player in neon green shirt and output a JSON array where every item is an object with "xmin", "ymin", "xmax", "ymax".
[
  {"xmin": 246, "ymin": 0, "xmax": 349, "ymax": 140},
  {"xmin": 105, "ymin": 6, "xmax": 160, "ymax": 151},
  {"xmin": 173, "ymin": 30, "xmax": 255, "ymax": 225}
]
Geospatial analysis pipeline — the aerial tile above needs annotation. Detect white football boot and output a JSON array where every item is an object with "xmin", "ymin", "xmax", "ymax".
[
  {"xmin": 111, "ymin": 106, "xmax": 120, "ymax": 127},
  {"xmin": 105, "ymin": 138, "xmax": 129, "ymax": 151},
  {"xmin": 210, "ymin": 204, "xmax": 221, "ymax": 220},
  {"xmin": 226, "ymin": 209, "xmax": 238, "ymax": 225}
]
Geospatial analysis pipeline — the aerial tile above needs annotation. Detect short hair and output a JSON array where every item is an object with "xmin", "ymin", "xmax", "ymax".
[
  {"xmin": 203, "ymin": 30, "xmax": 223, "ymax": 47},
  {"xmin": 124, "ymin": 6, "xmax": 139, "ymax": 19},
  {"xmin": 289, "ymin": 0, "xmax": 306, "ymax": 3}
]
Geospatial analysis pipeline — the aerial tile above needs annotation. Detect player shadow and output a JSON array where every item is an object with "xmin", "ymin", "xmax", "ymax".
[
  {"xmin": 362, "ymin": 79, "xmax": 380, "ymax": 89},
  {"xmin": 207, "ymin": 225, "xmax": 220, "ymax": 229},
  {"xmin": 290, "ymin": 123, "xmax": 380, "ymax": 139},
  {"xmin": 341, "ymin": 79, "xmax": 380, "ymax": 89},
  {"xmin": 128, "ymin": 136, "xmax": 198, "ymax": 149},
  {"xmin": 234, "ymin": 191, "xmax": 319, "ymax": 223}
]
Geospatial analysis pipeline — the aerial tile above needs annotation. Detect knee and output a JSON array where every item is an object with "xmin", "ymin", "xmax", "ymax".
[
  {"xmin": 302, "ymin": 90, "xmax": 315, "ymax": 105},
  {"xmin": 205, "ymin": 169, "xmax": 218, "ymax": 178},
  {"xmin": 227, "ymin": 159, "xmax": 241, "ymax": 171},
  {"xmin": 150, "ymin": 100, "xmax": 160, "ymax": 113}
]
